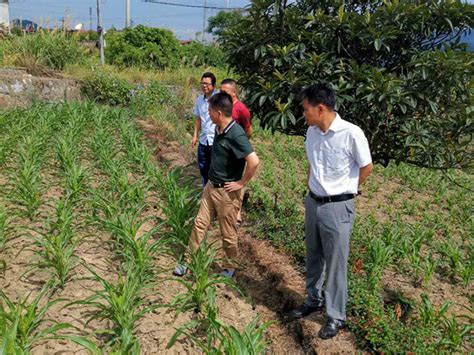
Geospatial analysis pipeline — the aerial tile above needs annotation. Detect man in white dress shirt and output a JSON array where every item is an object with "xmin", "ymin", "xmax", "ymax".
[
  {"xmin": 290, "ymin": 84, "xmax": 373, "ymax": 339},
  {"xmin": 192, "ymin": 72, "xmax": 218, "ymax": 186}
]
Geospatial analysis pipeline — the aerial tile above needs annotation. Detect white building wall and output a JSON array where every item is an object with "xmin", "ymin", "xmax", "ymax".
[{"xmin": 0, "ymin": 0, "xmax": 10, "ymax": 28}]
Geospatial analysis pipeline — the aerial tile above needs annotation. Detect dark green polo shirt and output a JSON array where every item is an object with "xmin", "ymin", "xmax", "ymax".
[{"xmin": 209, "ymin": 120, "xmax": 254, "ymax": 184}]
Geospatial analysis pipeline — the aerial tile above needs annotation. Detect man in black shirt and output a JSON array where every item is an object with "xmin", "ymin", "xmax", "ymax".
[{"xmin": 174, "ymin": 92, "xmax": 260, "ymax": 278}]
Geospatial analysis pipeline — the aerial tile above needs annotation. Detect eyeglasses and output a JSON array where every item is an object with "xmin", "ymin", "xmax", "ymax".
[{"xmin": 200, "ymin": 82, "xmax": 213, "ymax": 87}]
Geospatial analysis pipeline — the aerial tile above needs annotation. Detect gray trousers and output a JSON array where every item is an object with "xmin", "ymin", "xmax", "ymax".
[{"xmin": 303, "ymin": 195, "xmax": 355, "ymax": 321}]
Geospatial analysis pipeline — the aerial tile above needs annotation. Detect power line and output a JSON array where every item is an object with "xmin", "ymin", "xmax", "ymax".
[{"xmin": 142, "ymin": 0, "xmax": 244, "ymax": 10}]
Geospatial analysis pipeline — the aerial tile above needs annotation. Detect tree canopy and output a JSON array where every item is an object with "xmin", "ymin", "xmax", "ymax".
[{"xmin": 219, "ymin": 0, "xmax": 474, "ymax": 170}]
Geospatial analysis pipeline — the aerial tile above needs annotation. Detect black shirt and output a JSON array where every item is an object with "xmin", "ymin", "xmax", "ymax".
[{"xmin": 208, "ymin": 120, "xmax": 254, "ymax": 183}]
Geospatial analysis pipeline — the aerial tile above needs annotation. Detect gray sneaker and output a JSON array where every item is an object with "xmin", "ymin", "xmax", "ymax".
[
  {"xmin": 173, "ymin": 264, "xmax": 188, "ymax": 277},
  {"xmin": 220, "ymin": 268, "xmax": 235, "ymax": 278}
]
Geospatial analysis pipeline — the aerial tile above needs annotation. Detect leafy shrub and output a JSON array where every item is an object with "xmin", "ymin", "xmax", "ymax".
[
  {"xmin": 207, "ymin": 10, "xmax": 243, "ymax": 37},
  {"xmin": 105, "ymin": 25, "xmax": 181, "ymax": 69},
  {"xmin": 0, "ymin": 30, "xmax": 87, "ymax": 71},
  {"xmin": 179, "ymin": 41, "xmax": 226, "ymax": 68},
  {"xmin": 219, "ymin": 0, "xmax": 474, "ymax": 170},
  {"xmin": 81, "ymin": 70, "xmax": 174, "ymax": 111}
]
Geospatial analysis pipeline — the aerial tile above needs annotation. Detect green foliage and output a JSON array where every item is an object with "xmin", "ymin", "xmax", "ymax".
[
  {"xmin": 207, "ymin": 10, "xmax": 243, "ymax": 37},
  {"xmin": 180, "ymin": 41, "xmax": 226, "ymax": 68},
  {"xmin": 105, "ymin": 25, "xmax": 181, "ymax": 69},
  {"xmin": 220, "ymin": 0, "xmax": 474, "ymax": 169}
]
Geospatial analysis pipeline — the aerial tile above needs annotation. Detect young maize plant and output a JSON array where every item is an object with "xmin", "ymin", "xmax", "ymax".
[
  {"xmin": 68, "ymin": 266, "xmax": 160, "ymax": 354},
  {"xmin": 365, "ymin": 239, "xmax": 393, "ymax": 291},
  {"xmin": 169, "ymin": 241, "xmax": 240, "ymax": 314},
  {"xmin": 155, "ymin": 168, "xmax": 199, "ymax": 263},
  {"xmin": 25, "ymin": 198, "xmax": 80, "ymax": 289},
  {"xmin": 56, "ymin": 134, "xmax": 80, "ymax": 174},
  {"xmin": 118, "ymin": 121, "xmax": 152, "ymax": 173},
  {"xmin": 64, "ymin": 162, "xmax": 88, "ymax": 204},
  {"xmin": 418, "ymin": 294, "xmax": 451, "ymax": 328},
  {"xmin": 92, "ymin": 193, "xmax": 164, "ymax": 283},
  {"xmin": 10, "ymin": 136, "xmax": 45, "ymax": 220},
  {"xmin": 0, "ymin": 205, "xmax": 11, "ymax": 251},
  {"xmin": 168, "ymin": 289, "xmax": 271, "ymax": 354},
  {"xmin": 0, "ymin": 287, "xmax": 74, "ymax": 353},
  {"xmin": 436, "ymin": 313, "xmax": 474, "ymax": 352}
]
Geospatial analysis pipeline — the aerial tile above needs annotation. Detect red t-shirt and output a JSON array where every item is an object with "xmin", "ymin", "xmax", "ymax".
[{"xmin": 232, "ymin": 100, "xmax": 251, "ymax": 129}]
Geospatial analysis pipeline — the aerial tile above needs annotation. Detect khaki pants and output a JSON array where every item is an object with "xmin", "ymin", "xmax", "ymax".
[{"xmin": 189, "ymin": 183, "xmax": 242, "ymax": 267}]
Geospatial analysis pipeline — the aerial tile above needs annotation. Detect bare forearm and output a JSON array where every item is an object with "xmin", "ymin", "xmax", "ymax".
[
  {"xmin": 194, "ymin": 118, "xmax": 201, "ymax": 137},
  {"xmin": 240, "ymin": 153, "xmax": 259, "ymax": 185},
  {"xmin": 358, "ymin": 163, "xmax": 373, "ymax": 186},
  {"xmin": 245, "ymin": 126, "xmax": 253, "ymax": 138}
]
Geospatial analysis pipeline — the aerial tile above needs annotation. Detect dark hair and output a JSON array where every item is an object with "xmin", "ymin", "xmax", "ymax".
[
  {"xmin": 201, "ymin": 72, "xmax": 216, "ymax": 86},
  {"xmin": 299, "ymin": 83, "xmax": 336, "ymax": 111},
  {"xmin": 209, "ymin": 92, "xmax": 233, "ymax": 117},
  {"xmin": 220, "ymin": 78, "xmax": 237, "ymax": 86}
]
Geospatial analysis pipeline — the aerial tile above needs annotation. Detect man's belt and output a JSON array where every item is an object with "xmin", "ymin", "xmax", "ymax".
[
  {"xmin": 309, "ymin": 191, "xmax": 355, "ymax": 203},
  {"xmin": 210, "ymin": 181, "xmax": 226, "ymax": 188}
]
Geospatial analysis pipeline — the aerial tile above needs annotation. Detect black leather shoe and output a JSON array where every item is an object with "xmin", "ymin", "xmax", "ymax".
[
  {"xmin": 318, "ymin": 317, "xmax": 345, "ymax": 339},
  {"xmin": 290, "ymin": 302, "xmax": 324, "ymax": 319}
]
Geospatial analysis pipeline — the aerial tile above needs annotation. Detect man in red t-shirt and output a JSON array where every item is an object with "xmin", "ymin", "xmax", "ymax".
[
  {"xmin": 220, "ymin": 79, "xmax": 252, "ymax": 138},
  {"xmin": 220, "ymin": 79, "xmax": 252, "ymax": 227}
]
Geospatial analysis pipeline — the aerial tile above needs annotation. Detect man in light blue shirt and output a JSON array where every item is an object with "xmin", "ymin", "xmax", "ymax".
[{"xmin": 191, "ymin": 72, "xmax": 218, "ymax": 186}]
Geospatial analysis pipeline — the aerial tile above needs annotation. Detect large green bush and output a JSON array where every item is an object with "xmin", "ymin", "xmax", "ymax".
[
  {"xmin": 105, "ymin": 25, "xmax": 181, "ymax": 69},
  {"xmin": 219, "ymin": 0, "xmax": 474, "ymax": 170},
  {"xmin": 81, "ymin": 70, "xmax": 175, "ymax": 112}
]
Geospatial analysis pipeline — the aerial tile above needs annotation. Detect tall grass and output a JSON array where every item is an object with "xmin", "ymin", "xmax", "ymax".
[{"xmin": 0, "ymin": 30, "xmax": 87, "ymax": 73}]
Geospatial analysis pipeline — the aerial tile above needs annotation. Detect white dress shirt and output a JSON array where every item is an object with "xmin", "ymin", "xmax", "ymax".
[
  {"xmin": 305, "ymin": 113, "xmax": 372, "ymax": 196},
  {"xmin": 193, "ymin": 91, "xmax": 217, "ymax": 146}
]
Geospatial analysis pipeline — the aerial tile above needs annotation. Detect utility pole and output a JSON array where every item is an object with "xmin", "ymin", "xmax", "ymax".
[
  {"xmin": 202, "ymin": 0, "xmax": 207, "ymax": 42},
  {"xmin": 125, "ymin": 0, "xmax": 131, "ymax": 28},
  {"xmin": 89, "ymin": 6, "xmax": 93, "ymax": 31},
  {"xmin": 97, "ymin": 0, "xmax": 105, "ymax": 65}
]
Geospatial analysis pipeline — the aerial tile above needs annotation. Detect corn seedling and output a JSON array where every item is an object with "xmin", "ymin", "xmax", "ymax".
[
  {"xmin": 168, "ymin": 304, "xmax": 271, "ymax": 355},
  {"xmin": 25, "ymin": 198, "xmax": 80, "ymax": 288},
  {"xmin": 436, "ymin": 314, "xmax": 473, "ymax": 352},
  {"xmin": 170, "ymin": 242, "xmax": 240, "ymax": 314},
  {"xmin": 56, "ymin": 134, "xmax": 80, "ymax": 173},
  {"xmin": 93, "ymin": 198, "xmax": 165, "ymax": 282},
  {"xmin": 365, "ymin": 239, "xmax": 393, "ymax": 291},
  {"xmin": 156, "ymin": 168, "xmax": 199, "ymax": 261},
  {"xmin": 64, "ymin": 162, "xmax": 88, "ymax": 203},
  {"xmin": 0, "ymin": 206, "xmax": 11, "ymax": 250},
  {"xmin": 423, "ymin": 253, "xmax": 437, "ymax": 286},
  {"xmin": 0, "ymin": 288, "xmax": 73, "ymax": 352},
  {"xmin": 417, "ymin": 294, "xmax": 451, "ymax": 328},
  {"xmin": 11, "ymin": 136, "xmax": 44, "ymax": 220},
  {"xmin": 119, "ymin": 121, "xmax": 152, "ymax": 172},
  {"xmin": 68, "ymin": 266, "xmax": 159, "ymax": 353},
  {"xmin": 438, "ymin": 242, "xmax": 462, "ymax": 280}
]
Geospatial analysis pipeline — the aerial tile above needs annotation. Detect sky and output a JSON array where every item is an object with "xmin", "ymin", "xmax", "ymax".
[{"xmin": 8, "ymin": 0, "xmax": 252, "ymax": 39}]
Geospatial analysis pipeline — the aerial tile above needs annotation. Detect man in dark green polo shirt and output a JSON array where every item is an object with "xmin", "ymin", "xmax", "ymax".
[{"xmin": 174, "ymin": 92, "xmax": 260, "ymax": 278}]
